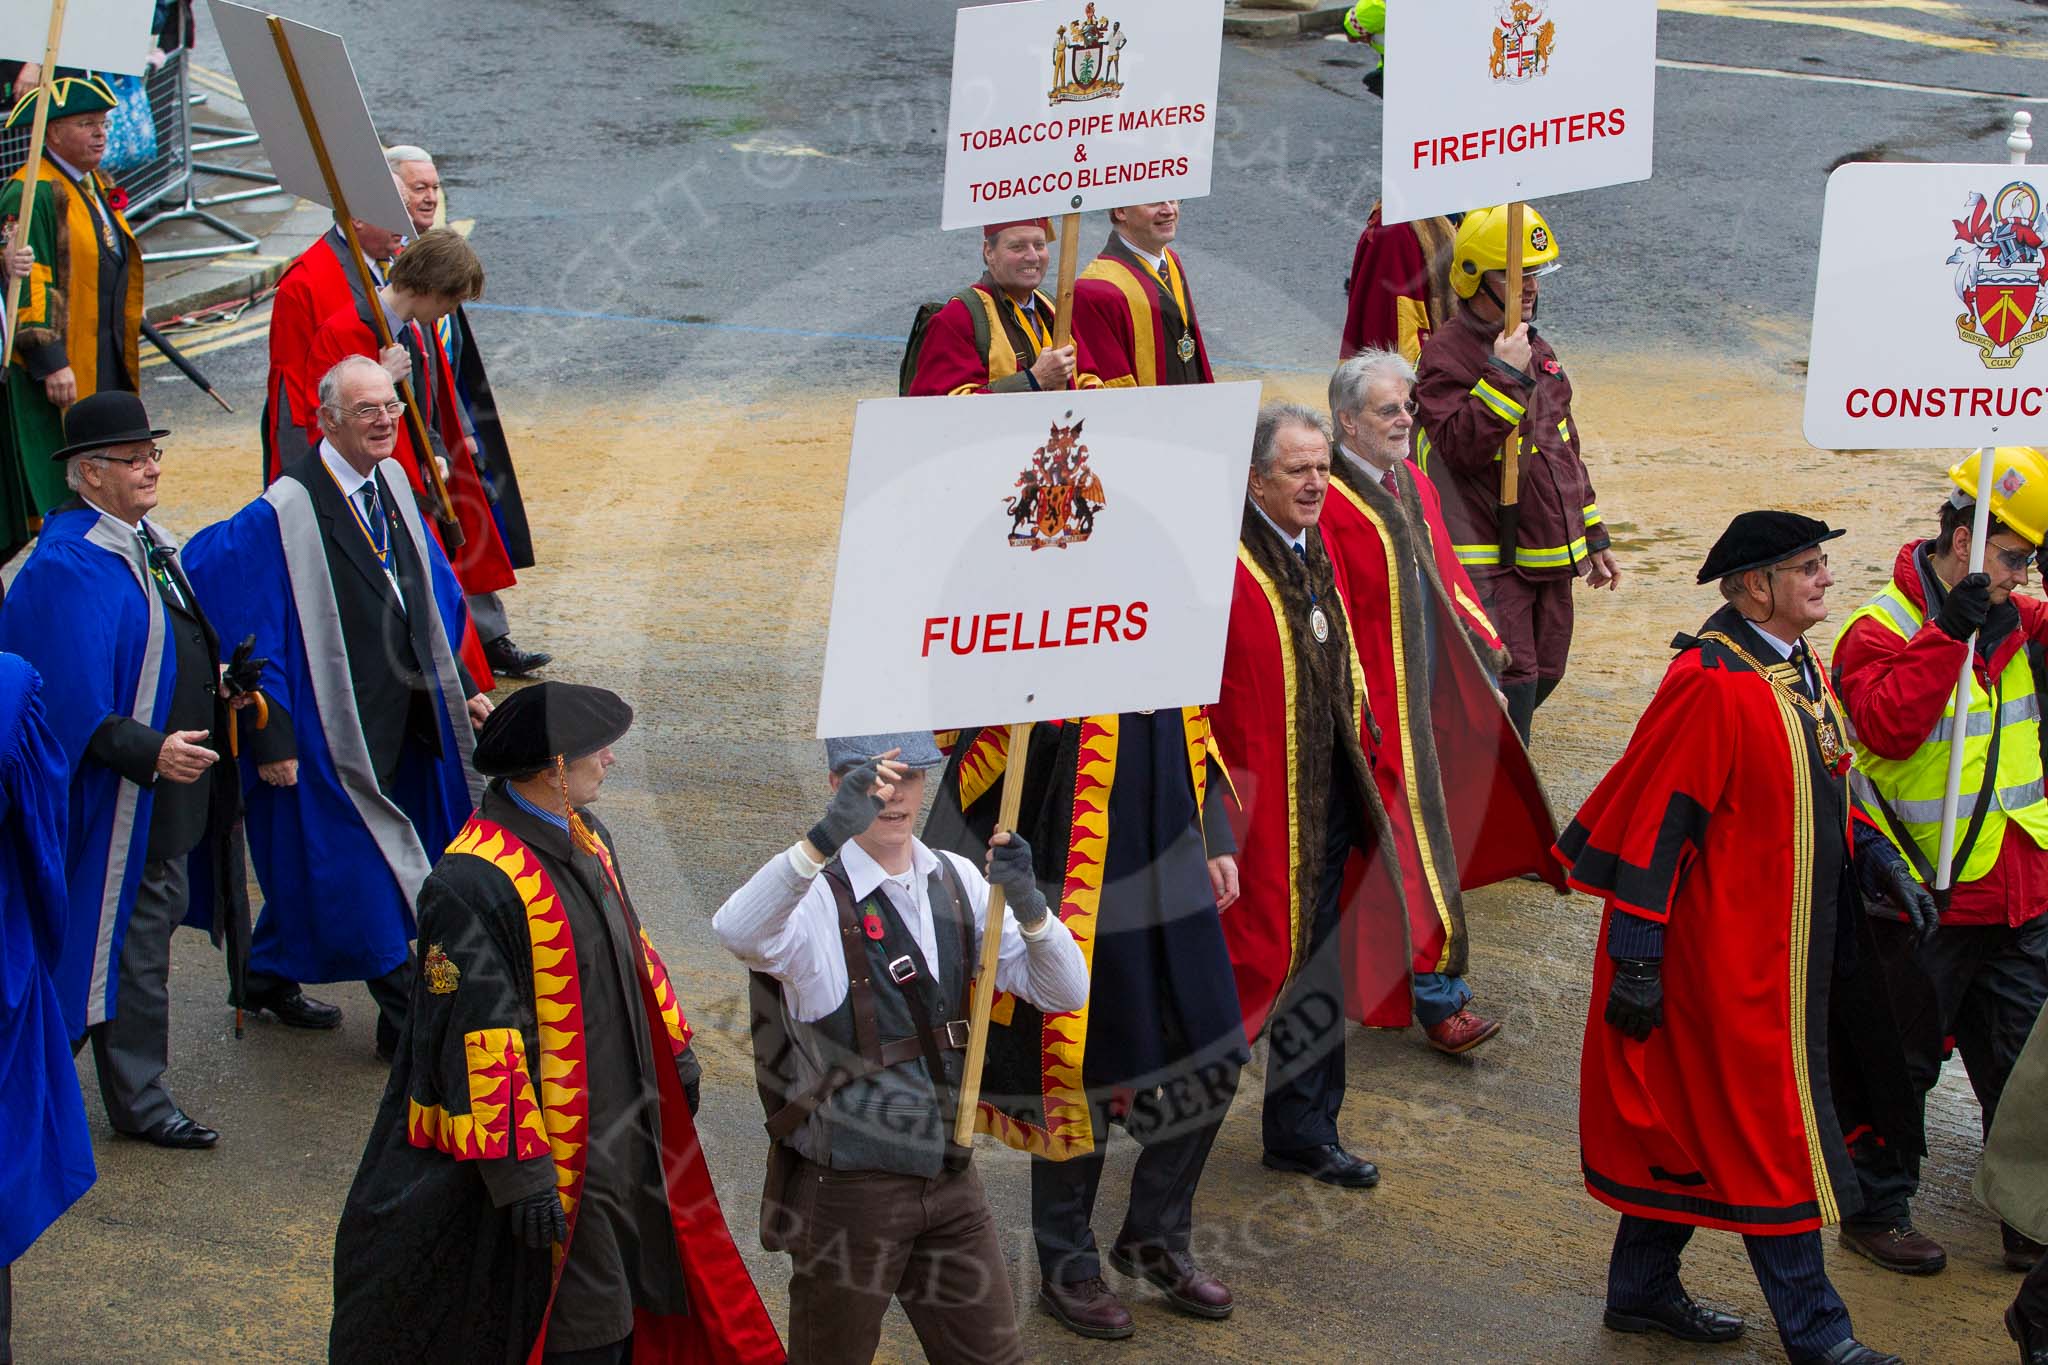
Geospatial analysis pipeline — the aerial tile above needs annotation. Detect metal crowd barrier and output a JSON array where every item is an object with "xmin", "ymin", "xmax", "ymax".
[{"xmin": 0, "ymin": 50, "xmax": 263, "ymax": 264}]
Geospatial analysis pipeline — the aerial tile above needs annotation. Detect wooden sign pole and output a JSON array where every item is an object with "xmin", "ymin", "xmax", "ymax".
[
  {"xmin": 265, "ymin": 14, "xmax": 461, "ymax": 543},
  {"xmin": 951, "ymin": 721, "xmax": 1033, "ymax": 1148},
  {"xmin": 1495, "ymin": 201, "xmax": 1526, "ymax": 564},
  {"xmin": 1048, "ymin": 210, "xmax": 1082, "ymax": 385},
  {"xmin": 2, "ymin": 0, "xmax": 69, "ymax": 358}
]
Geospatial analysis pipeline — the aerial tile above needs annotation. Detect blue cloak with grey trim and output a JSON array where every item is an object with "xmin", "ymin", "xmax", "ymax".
[
  {"xmin": 182, "ymin": 459, "xmax": 479, "ymax": 985},
  {"xmin": 0, "ymin": 505, "xmax": 178, "ymax": 1036},
  {"xmin": 0, "ymin": 652, "xmax": 95, "ymax": 1265}
]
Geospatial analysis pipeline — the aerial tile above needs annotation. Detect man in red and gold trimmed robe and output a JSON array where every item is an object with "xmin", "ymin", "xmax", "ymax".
[
  {"xmin": 331, "ymin": 683, "xmax": 782, "ymax": 1365},
  {"xmin": 263, "ymin": 220, "xmax": 402, "ymax": 482},
  {"xmin": 1072, "ymin": 200, "xmax": 1212, "ymax": 388},
  {"xmin": 1339, "ymin": 205, "xmax": 1458, "ymax": 364},
  {"xmin": 1324, "ymin": 351, "xmax": 1565, "ymax": 1054},
  {"xmin": 1213, "ymin": 403, "xmax": 1405, "ymax": 1194},
  {"xmin": 905, "ymin": 218, "xmax": 1107, "ymax": 396},
  {"xmin": 1558, "ymin": 512, "xmax": 1926, "ymax": 1365}
]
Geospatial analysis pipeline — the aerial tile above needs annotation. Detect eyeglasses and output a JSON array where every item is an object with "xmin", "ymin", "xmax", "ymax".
[
  {"xmin": 92, "ymin": 446, "xmax": 163, "ymax": 469},
  {"xmin": 1990, "ymin": 542, "xmax": 2038, "ymax": 573},
  {"xmin": 1769, "ymin": 554, "xmax": 1829, "ymax": 579},
  {"xmin": 1372, "ymin": 400, "xmax": 1420, "ymax": 420},
  {"xmin": 344, "ymin": 400, "xmax": 406, "ymax": 421}
]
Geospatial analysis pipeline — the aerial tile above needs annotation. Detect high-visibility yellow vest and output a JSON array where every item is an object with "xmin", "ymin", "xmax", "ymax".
[{"xmin": 1837, "ymin": 581, "xmax": 2048, "ymax": 883}]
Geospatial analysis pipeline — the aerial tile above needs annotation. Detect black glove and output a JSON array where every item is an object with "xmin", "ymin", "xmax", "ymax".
[
  {"xmin": 1935, "ymin": 572, "xmax": 1993, "ymax": 641},
  {"xmin": 221, "ymin": 635, "xmax": 268, "ymax": 697},
  {"xmin": 684, "ymin": 1077, "xmax": 701, "ymax": 1117},
  {"xmin": 1886, "ymin": 860, "xmax": 1940, "ymax": 945},
  {"xmin": 1853, "ymin": 832, "xmax": 1941, "ymax": 945},
  {"xmin": 808, "ymin": 755, "xmax": 893, "ymax": 858},
  {"xmin": 1604, "ymin": 958, "xmax": 1663, "ymax": 1042},
  {"xmin": 986, "ymin": 832, "xmax": 1050, "ymax": 931},
  {"xmin": 511, "ymin": 1189, "xmax": 566, "ymax": 1249}
]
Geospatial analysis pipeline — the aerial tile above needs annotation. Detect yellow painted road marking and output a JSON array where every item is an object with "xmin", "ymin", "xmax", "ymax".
[
  {"xmin": 187, "ymin": 64, "xmax": 242, "ymax": 99},
  {"xmin": 138, "ymin": 313, "xmax": 271, "ymax": 369},
  {"xmin": 1659, "ymin": 55, "xmax": 2048, "ymax": 101},
  {"xmin": 1659, "ymin": 0, "xmax": 1999, "ymax": 54}
]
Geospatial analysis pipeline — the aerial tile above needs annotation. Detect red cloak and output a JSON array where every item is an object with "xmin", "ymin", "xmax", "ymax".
[
  {"xmin": 264, "ymin": 232, "xmax": 357, "ymax": 480},
  {"xmin": 305, "ymin": 304, "xmax": 517, "ymax": 599},
  {"xmin": 905, "ymin": 282, "xmax": 1106, "ymax": 396},
  {"xmin": 1558, "ymin": 612, "xmax": 1863, "ymax": 1234},
  {"xmin": 1212, "ymin": 516, "xmax": 1411, "ymax": 1037},
  {"xmin": 1321, "ymin": 456, "xmax": 1564, "ymax": 1008},
  {"xmin": 1072, "ymin": 238, "xmax": 1213, "ymax": 387},
  {"xmin": 1339, "ymin": 206, "xmax": 1458, "ymax": 364}
]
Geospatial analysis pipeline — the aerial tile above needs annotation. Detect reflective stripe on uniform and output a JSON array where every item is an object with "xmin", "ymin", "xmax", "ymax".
[
  {"xmin": 1472, "ymin": 378, "xmax": 1525, "ymax": 425},
  {"xmin": 1454, "ymin": 533, "xmax": 1590, "ymax": 570},
  {"xmin": 1583, "ymin": 503, "xmax": 1600, "ymax": 525},
  {"xmin": 1851, "ymin": 770, "xmax": 2047, "ymax": 824}
]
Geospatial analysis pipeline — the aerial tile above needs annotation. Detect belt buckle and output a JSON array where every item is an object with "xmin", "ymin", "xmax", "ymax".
[
  {"xmin": 887, "ymin": 955, "xmax": 918, "ymax": 984},
  {"xmin": 945, "ymin": 1019, "xmax": 970, "ymax": 1048}
]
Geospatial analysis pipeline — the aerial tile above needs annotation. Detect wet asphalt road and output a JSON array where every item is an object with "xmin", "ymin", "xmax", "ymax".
[{"xmin": 17, "ymin": 2, "xmax": 2048, "ymax": 1362}]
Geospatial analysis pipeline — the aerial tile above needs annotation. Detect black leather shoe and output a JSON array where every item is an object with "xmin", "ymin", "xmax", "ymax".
[
  {"xmin": 1801, "ymin": 1341, "xmax": 1902, "ymax": 1365},
  {"xmin": 246, "ymin": 986, "xmax": 343, "ymax": 1030},
  {"xmin": 483, "ymin": 636, "xmax": 552, "ymax": 678},
  {"xmin": 1038, "ymin": 1275, "xmax": 1135, "ymax": 1340},
  {"xmin": 1106, "ymin": 1243, "xmax": 1233, "ymax": 1320},
  {"xmin": 125, "ymin": 1110, "xmax": 219, "ymax": 1150},
  {"xmin": 2005, "ymin": 1223, "xmax": 2047, "ymax": 1272},
  {"xmin": 1604, "ymin": 1291, "xmax": 1745, "ymax": 1343},
  {"xmin": 1262, "ymin": 1143, "xmax": 1380, "ymax": 1188},
  {"xmin": 2010, "ymin": 1303, "xmax": 2048, "ymax": 1365}
]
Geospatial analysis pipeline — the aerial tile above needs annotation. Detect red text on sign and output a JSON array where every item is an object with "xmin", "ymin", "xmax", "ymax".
[{"xmin": 920, "ymin": 602, "xmax": 1151, "ymax": 658}]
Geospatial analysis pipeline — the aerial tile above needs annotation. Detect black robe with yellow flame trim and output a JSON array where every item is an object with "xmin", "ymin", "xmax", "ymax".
[
  {"xmin": 330, "ymin": 793, "xmax": 782, "ymax": 1364},
  {"xmin": 925, "ymin": 710, "xmax": 1243, "ymax": 1160}
]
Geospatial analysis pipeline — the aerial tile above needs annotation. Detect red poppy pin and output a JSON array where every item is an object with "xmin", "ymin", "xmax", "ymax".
[
  {"xmin": 105, "ymin": 186, "xmax": 129, "ymax": 214},
  {"xmin": 1541, "ymin": 358, "xmax": 1562, "ymax": 376}
]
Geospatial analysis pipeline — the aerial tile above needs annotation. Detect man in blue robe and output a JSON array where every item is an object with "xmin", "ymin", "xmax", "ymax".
[
  {"xmin": 0, "ymin": 652, "xmax": 94, "ymax": 1364},
  {"xmin": 0, "ymin": 392, "xmax": 265, "ymax": 1149},
  {"xmin": 183, "ymin": 355, "xmax": 489, "ymax": 1059}
]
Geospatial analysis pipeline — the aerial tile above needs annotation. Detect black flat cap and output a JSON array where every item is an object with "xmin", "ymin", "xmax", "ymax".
[
  {"xmin": 51, "ymin": 391, "xmax": 169, "ymax": 461},
  {"xmin": 472, "ymin": 682, "xmax": 633, "ymax": 777},
  {"xmin": 1697, "ymin": 510, "xmax": 1847, "ymax": 584}
]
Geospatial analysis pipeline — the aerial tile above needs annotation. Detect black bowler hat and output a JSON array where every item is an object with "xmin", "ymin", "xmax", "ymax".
[
  {"xmin": 50, "ymin": 391, "xmax": 170, "ymax": 461},
  {"xmin": 472, "ymin": 682, "xmax": 633, "ymax": 778},
  {"xmin": 1697, "ymin": 510, "xmax": 1847, "ymax": 584}
]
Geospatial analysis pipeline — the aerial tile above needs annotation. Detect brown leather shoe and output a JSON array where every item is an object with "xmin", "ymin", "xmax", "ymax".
[
  {"xmin": 1838, "ymin": 1221, "xmax": 1947, "ymax": 1275},
  {"xmin": 1038, "ymin": 1274, "xmax": 1135, "ymax": 1340},
  {"xmin": 1425, "ymin": 1007, "xmax": 1502, "ymax": 1055},
  {"xmin": 1107, "ymin": 1243, "xmax": 1234, "ymax": 1320}
]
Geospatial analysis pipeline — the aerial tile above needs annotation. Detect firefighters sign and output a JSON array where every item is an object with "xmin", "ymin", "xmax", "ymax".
[
  {"xmin": 816, "ymin": 383, "xmax": 1259, "ymax": 735},
  {"xmin": 1379, "ymin": 0, "xmax": 1656, "ymax": 225},
  {"xmin": 1805, "ymin": 162, "xmax": 2048, "ymax": 450},
  {"xmin": 940, "ymin": 0, "xmax": 1223, "ymax": 231}
]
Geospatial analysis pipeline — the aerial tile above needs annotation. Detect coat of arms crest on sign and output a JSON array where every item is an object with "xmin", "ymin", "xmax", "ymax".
[
  {"xmin": 1050, "ymin": 4, "xmax": 1126, "ymax": 104},
  {"xmin": 1006, "ymin": 413, "xmax": 1106, "ymax": 550},
  {"xmin": 1488, "ymin": 0, "xmax": 1555, "ymax": 84},
  {"xmin": 1952, "ymin": 181, "xmax": 2048, "ymax": 369}
]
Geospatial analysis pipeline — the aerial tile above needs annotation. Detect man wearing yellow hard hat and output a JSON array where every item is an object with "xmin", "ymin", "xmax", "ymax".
[
  {"xmin": 1413, "ymin": 204, "xmax": 1619, "ymax": 741},
  {"xmin": 1833, "ymin": 446, "xmax": 2048, "ymax": 1280}
]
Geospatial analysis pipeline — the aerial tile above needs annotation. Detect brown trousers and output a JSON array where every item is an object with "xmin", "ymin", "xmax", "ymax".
[{"xmin": 783, "ymin": 1157, "xmax": 1023, "ymax": 1365}]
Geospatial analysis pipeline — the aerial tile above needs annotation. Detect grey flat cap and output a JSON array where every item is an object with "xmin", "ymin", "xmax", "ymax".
[{"xmin": 824, "ymin": 731, "xmax": 945, "ymax": 774}]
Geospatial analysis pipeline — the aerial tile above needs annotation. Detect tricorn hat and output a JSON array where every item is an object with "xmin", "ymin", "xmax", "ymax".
[
  {"xmin": 824, "ymin": 732, "xmax": 945, "ymax": 775},
  {"xmin": 6, "ymin": 74, "xmax": 118, "ymax": 130},
  {"xmin": 1697, "ymin": 510, "xmax": 1846, "ymax": 585},
  {"xmin": 472, "ymin": 682, "xmax": 633, "ymax": 777},
  {"xmin": 51, "ymin": 390, "xmax": 169, "ymax": 461}
]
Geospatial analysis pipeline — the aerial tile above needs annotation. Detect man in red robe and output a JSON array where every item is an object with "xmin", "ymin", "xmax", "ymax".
[
  {"xmin": 1339, "ymin": 206, "xmax": 1458, "ymax": 364},
  {"xmin": 905, "ymin": 218, "xmax": 1106, "ymax": 395},
  {"xmin": 1324, "ymin": 350, "xmax": 1566, "ymax": 1054},
  {"xmin": 304, "ymin": 227, "xmax": 518, "ymax": 613},
  {"xmin": 263, "ymin": 216, "xmax": 403, "ymax": 481},
  {"xmin": 1559, "ymin": 511, "xmax": 1930, "ymax": 1365},
  {"xmin": 1213, "ymin": 402, "xmax": 1403, "ymax": 1192},
  {"xmin": 1072, "ymin": 200, "xmax": 1211, "ymax": 387}
]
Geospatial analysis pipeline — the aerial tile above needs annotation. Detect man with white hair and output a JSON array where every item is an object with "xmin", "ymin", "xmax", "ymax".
[
  {"xmin": 380, "ymin": 143, "xmax": 548, "ymax": 679},
  {"xmin": 184, "ymin": 356, "xmax": 492, "ymax": 1058},
  {"xmin": 1318, "ymin": 350, "xmax": 1567, "ymax": 1056},
  {"xmin": 0, "ymin": 391, "xmax": 275, "ymax": 1147}
]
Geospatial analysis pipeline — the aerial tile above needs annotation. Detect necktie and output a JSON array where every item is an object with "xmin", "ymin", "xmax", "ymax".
[
  {"xmin": 136, "ymin": 527, "xmax": 186, "ymax": 613},
  {"xmin": 1293, "ymin": 541, "xmax": 1307, "ymax": 562},
  {"xmin": 1790, "ymin": 642, "xmax": 1816, "ymax": 701},
  {"xmin": 1381, "ymin": 468, "xmax": 1400, "ymax": 497},
  {"xmin": 357, "ymin": 483, "xmax": 390, "ymax": 559}
]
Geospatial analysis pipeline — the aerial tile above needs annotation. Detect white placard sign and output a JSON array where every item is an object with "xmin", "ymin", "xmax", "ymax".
[
  {"xmin": 1380, "ymin": 0, "xmax": 1655, "ymax": 225},
  {"xmin": 1805, "ymin": 162, "xmax": 2048, "ymax": 450},
  {"xmin": 206, "ymin": 0, "xmax": 412, "ymax": 237},
  {"xmin": 0, "ymin": 0, "xmax": 154, "ymax": 78},
  {"xmin": 940, "ymin": 0, "xmax": 1222, "ymax": 231},
  {"xmin": 817, "ymin": 383, "xmax": 1260, "ymax": 736}
]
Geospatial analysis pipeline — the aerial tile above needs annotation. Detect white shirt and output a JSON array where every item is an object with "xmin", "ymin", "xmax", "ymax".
[
  {"xmin": 1337, "ymin": 441, "xmax": 1397, "ymax": 482},
  {"xmin": 1249, "ymin": 497, "xmax": 1307, "ymax": 553},
  {"xmin": 1116, "ymin": 233, "xmax": 1165, "ymax": 276},
  {"xmin": 318, "ymin": 441, "xmax": 406, "ymax": 610},
  {"xmin": 713, "ymin": 835, "xmax": 1090, "ymax": 1024}
]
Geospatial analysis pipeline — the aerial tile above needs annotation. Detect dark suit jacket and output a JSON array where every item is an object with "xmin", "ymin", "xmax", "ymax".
[{"xmin": 281, "ymin": 453, "xmax": 471, "ymax": 794}]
